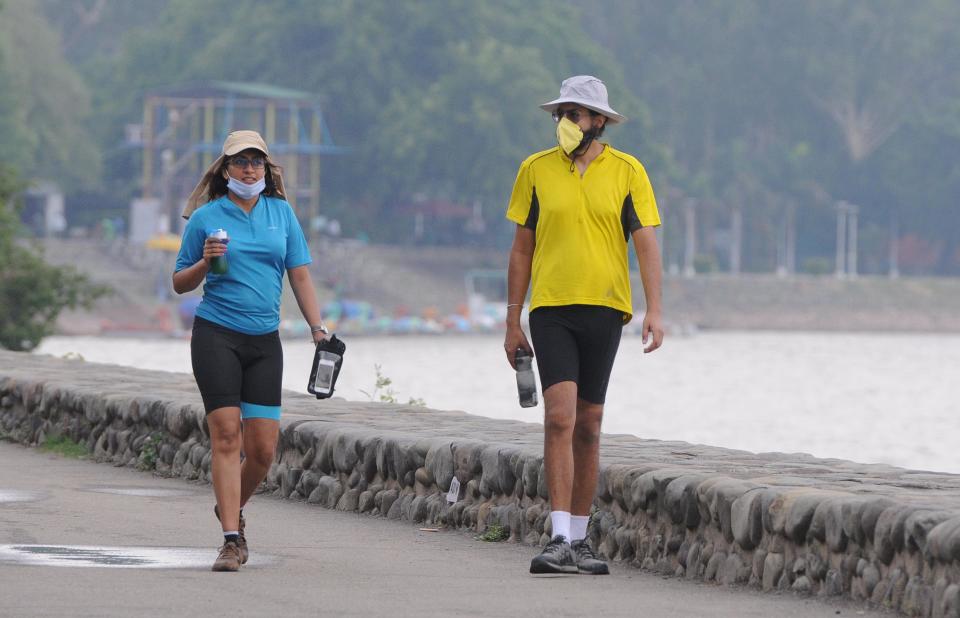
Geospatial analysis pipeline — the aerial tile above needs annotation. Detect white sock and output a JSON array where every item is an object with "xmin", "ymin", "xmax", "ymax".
[
  {"xmin": 569, "ymin": 515, "xmax": 590, "ymax": 541},
  {"xmin": 550, "ymin": 511, "xmax": 571, "ymax": 542}
]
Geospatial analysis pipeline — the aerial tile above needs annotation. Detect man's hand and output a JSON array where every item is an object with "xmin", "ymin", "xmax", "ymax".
[
  {"xmin": 642, "ymin": 312, "xmax": 664, "ymax": 353},
  {"xmin": 503, "ymin": 325, "xmax": 533, "ymax": 370}
]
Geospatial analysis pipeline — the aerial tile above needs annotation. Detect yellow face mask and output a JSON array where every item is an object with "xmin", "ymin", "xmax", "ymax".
[{"xmin": 556, "ymin": 116, "xmax": 585, "ymax": 156}]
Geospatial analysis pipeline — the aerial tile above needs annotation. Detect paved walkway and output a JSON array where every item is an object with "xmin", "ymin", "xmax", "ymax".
[{"xmin": 0, "ymin": 442, "xmax": 888, "ymax": 618}]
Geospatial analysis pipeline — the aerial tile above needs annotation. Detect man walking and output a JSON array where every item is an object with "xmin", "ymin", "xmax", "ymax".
[{"xmin": 503, "ymin": 75, "xmax": 664, "ymax": 575}]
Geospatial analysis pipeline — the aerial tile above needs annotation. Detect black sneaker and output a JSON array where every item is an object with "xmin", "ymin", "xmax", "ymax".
[
  {"xmin": 571, "ymin": 539, "xmax": 609, "ymax": 575},
  {"xmin": 214, "ymin": 504, "xmax": 248, "ymax": 565},
  {"xmin": 530, "ymin": 535, "xmax": 578, "ymax": 574}
]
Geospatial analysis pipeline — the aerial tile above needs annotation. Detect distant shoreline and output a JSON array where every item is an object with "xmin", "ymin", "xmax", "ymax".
[
  {"xmin": 44, "ymin": 239, "xmax": 960, "ymax": 336},
  {"xmin": 658, "ymin": 273, "xmax": 960, "ymax": 333}
]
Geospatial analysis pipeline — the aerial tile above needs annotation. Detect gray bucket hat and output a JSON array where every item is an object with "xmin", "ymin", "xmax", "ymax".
[{"xmin": 540, "ymin": 75, "xmax": 626, "ymax": 124}]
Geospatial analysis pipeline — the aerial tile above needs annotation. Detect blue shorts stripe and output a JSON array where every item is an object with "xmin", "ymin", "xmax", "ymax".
[{"xmin": 240, "ymin": 402, "xmax": 281, "ymax": 420}]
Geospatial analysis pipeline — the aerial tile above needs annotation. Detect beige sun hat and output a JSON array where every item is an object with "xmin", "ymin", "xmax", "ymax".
[
  {"xmin": 182, "ymin": 130, "xmax": 287, "ymax": 219},
  {"xmin": 540, "ymin": 75, "xmax": 626, "ymax": 124}
]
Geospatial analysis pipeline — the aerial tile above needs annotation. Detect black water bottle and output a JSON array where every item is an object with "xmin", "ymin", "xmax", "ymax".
[
  {"xmin": 515, "ymin": 348, "xmax": 538, "ymax": 408},
  {"xmin": 308, "ymin": 335, "xmax": 346, "ymax": 399}
]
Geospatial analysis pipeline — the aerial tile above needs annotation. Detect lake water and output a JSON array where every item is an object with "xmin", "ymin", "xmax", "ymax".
[{"xmin": 33, "ymin": 331, "xmax": 959, "ymax": 473}]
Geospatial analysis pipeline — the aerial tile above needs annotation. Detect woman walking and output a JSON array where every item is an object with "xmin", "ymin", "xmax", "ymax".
[{"xmin": 173, "ymin": 130, "xmax": 329, "ymax": 571}]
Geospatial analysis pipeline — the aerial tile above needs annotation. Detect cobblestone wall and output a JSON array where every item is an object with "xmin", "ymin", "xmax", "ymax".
[{"xmin": 3, "ymin": 351, "xmax": 960, "ymax": 616}]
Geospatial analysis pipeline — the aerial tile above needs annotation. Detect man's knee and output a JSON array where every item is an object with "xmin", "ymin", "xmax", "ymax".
[
  {"xmin": 573, "ymin": 423, "xmax": 601, "ymax": 446},
  {"xmin": 574, "ymin": 403, "xmax": 603, "ymax": 444},
  {"xmin": 544, "ymin": 409, "xmax": 576, "ymax": 435}
]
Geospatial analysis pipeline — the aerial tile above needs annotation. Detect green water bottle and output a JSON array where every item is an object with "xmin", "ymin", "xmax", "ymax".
[{"xmin": 208, "ymin": 228, "xmax": 229, "ymax": 275}]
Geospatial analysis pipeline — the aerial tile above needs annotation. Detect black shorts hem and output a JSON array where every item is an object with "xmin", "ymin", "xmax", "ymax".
[
  {"xmin": 191, "ymin": 316, "xmax": 283, "ymax": 416},
  {"xmin": 200, "ymin": 396, "xmax": 242, "ymax": 415},
  {"xmin": 530, "ymin": 304, "xmax": 624, "ymax": 405}
]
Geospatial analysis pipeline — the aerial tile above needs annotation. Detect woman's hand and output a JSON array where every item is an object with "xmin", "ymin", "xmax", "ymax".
[
  {"xmin": 202, "ymin": 237, "xmax": 228, "ymax": 263},
  {"xmin": 311, "ymin": 329, "xmax": 331, "ymax": 345}
]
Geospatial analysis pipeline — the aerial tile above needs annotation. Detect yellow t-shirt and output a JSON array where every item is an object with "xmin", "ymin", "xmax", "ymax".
[{"xmin": 505, "ymin": 144, "xmax": 660, "ymax": 322}]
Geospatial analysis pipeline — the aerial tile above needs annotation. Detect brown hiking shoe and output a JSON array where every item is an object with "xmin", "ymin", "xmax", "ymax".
[
  {"xmin": 214, "ymin": 504, "xmax": 248, "ymax": 564},
  {"xmin": 211, "ymin": 540, "xmax": 242, "ymax": 572}
]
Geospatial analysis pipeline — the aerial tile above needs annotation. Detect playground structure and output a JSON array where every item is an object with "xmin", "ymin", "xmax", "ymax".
[{"xmin": 129, "ymin": 81, "xmax": 344, "ymax": 242}]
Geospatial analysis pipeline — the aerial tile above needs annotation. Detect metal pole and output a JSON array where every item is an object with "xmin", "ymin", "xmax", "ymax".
[
  {"xmin": 190, "ymin": 107, "xmax": 200, "ymax": 177},
  {"xmin": 159, "ymin": 148, "xmax": 173, "ymax": 235},
  {"xmin": 310, "ymin": 110, "xmax": 321, "ymax": 241},
  {"xmin": 776, "ymin": 206, "xmax": 787, "ymax": 278},
  {"xmin": 847, "ymin": 204, "xmax": 859, "ymax": 278},
  {"xmin": 889, "ymin": 212, "xmax": 900, "ymax": 279},
  {"xmin": 142, "ymin": 98, "xmax": 155, "ymax": 199},
  {"xmin": 785, "ymin": 201, "xmax": 796, "ymax": 275},
  {"xmin": 683, "ymin": 198, "xmax": 696, "ymax": 278},
  {"xmin": 265, "ymin": 102, "xmax": 276, "ymax": 145},
  {"xmin": 730, "ymin": 205, "xmax": 741, "ymax": 275},
  {"xmin": 287, "ymin": 102, "xmax": 299, "ymax": 212},
  {"xmin": 835, "ymin": 201, "xmax": 847, "ymax": 278},
  {"xmin": 202, "ymin": 99, "xmax": 214, "ymax": 171}
]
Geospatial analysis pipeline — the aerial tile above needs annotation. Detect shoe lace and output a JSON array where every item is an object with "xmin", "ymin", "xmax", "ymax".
[
  {"xmin": 219, "ymin": 540, "xmax": 240, "ymax": 556},
  {"xmin": 574, "ymin": 540, "xmax": 599, "ymax": 560},
  {"xmin": 544, "ymin": 536, "xmax": 568, "ymax": 554}
]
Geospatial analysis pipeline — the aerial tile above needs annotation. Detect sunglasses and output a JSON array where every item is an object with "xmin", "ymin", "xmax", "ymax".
[
  {"xmin": 552, "ymin": 108, "xmax": 596, "ymax": 123},
  {"xmin": 229, "ymin": 156, "xmax": 266, "ymax": 169}
]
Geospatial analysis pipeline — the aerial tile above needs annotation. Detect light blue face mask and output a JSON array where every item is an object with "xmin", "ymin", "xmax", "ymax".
[{"xmin": 226, "ymin": 175, "xmax": 265, "ymax": 200}]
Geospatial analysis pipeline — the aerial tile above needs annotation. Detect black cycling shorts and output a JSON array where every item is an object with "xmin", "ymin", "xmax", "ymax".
[
  {"xmin": 528, "ymin": 304, "xmax": 624, "ymax": 404},
  {"xmin": 191, "ymin": 316, "xmax": 283, "ymax": 419}
]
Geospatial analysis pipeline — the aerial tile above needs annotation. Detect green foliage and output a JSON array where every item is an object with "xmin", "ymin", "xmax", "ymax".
[
  {"xmin": 8, "ymin": 1, "xmax": 960, "ymax": 272},
  {"xmin": 40, "ymin": 434, "xmax": 88, "ymax": 458},
  {"xmin": 585, "ymin": 0, "xmax": 960, "ymax": 274},
  {"xmin": 0, "ymin": 0, "xmax": 100, "ymax": 187},
  {"xmin": 0, "ymin": 166, "xmax": 110, "ymax": 351},
  {"xmin": 44, "ymin": 0, "xmax": 628, "ymax": 241},
  {"xmin": 359, "ymin": 363, "xmax": 395, "ymax": 403},
  {"xmin": 137, "ymin": 432, "xmax": 163, "ymax": 471},
  {"xmin": 801, "ymin": 257, "xmax": 833, "ymax": 276},
  {"xmin": 477, "ymin": 522, "xmax": 509, "ymax": 542},
  {"xmin": 693, "ymin": 254, "xmax": 718, "ymax": 275},
  {"xmin": 360, "ymin": 364, "xmax": 426, "ymax": 407}
]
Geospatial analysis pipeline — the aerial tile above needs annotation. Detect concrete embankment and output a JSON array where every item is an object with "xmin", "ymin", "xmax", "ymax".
[{"xmin": 3, "ymin": 350, "xmax": 960, "ymax": 616}]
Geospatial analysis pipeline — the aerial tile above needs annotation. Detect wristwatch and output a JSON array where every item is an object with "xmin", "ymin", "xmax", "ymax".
[{"xmin": 310, "ymin": 323, "xmax": 329, "ymax": 335}]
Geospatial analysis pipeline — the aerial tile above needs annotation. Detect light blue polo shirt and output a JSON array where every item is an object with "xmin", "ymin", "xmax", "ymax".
[{"xmin": 175, "ymin": 195, "xmax": 312, "ymax": 335}]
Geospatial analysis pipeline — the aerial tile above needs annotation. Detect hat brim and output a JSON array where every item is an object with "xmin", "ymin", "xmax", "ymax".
[{"xmin": 540, "ymin": 97, "xmax": 626, "ymax": 124}]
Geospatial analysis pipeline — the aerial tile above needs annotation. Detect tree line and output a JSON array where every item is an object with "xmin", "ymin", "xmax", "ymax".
[{"xmin": 2, "ymin": 0, "xmax": 960, "ymax": 275}]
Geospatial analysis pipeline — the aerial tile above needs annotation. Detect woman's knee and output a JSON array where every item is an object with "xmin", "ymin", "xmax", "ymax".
[
  {"xmin": 211, "ymin": 427, "xmax": 242, "ymax": 453},
  {"xmin": 244, "ymin": 442, "xmax": 276, "ymax": 469},
  {"xmin": 208, "ymin": 412, "xmax": 243, "ymax": 453}
]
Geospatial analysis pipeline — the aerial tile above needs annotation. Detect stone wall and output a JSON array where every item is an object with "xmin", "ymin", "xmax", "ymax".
[{"xmin": 3, "ymin": 350, "xmax": 960, "ymax": 616}]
